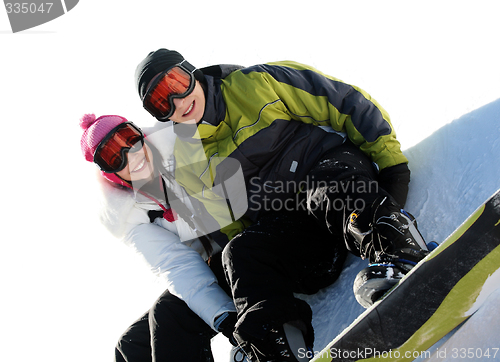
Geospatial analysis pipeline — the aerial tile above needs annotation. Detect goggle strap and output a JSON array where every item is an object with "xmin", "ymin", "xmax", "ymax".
[{"xmin": 179, "ymin": 60, "xmax": 197, "ymax": 74}]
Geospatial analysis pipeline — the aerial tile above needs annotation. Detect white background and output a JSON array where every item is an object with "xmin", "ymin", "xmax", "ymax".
[{"xmin": 1, "ymin": 1, "xmax": 499, "ymax": 361}]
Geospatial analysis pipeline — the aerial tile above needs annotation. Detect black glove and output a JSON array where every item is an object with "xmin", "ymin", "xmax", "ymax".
[
  {"xmin": 215, "ymin": 311, "xmax": 238, "ymax": 346},
  {"xmin": 378, "ymin": 163, "xmax": 411, "ymax": 208}
]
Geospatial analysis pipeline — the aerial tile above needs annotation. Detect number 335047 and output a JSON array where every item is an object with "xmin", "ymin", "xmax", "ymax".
[{"xmin": 5, "ymin": 3, "xmax": 53, "ymax": 14}]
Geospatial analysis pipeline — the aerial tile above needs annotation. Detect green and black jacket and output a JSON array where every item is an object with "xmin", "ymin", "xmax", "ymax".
[{"xmin": 173, "ymin": 61, "xmax": 408, "ymax": 245}]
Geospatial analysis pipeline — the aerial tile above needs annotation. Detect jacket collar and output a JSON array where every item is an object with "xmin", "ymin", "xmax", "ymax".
[{"xmin": 200, "ymin": 75, "xmax": 226, "ymax": 128}]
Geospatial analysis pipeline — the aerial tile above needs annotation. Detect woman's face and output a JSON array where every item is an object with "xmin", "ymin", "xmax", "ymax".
[
  {"xmin": 115, "ymin": 142, "xmax": 155, "ymax": 182},
  {"xmin": 168, "ymin": 80, "xmax": 205, "ymax": 124}
]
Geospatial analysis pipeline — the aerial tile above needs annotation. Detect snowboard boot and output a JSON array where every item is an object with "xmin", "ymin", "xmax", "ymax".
[
  {"xmin": 347, "ymin": 196, "xmax": 430, "ymax": 307},
  {"xmin": 234, "ymin": 322, "xmax": 313, "ymax": 362}
]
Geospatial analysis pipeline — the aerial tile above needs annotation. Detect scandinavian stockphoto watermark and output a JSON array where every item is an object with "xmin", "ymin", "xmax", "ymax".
[
  {"xmin": 3, "ymin": 0, "xmax": 79, "ymax": 33},
  {"xmin": 248, "ymin": 176, "xmax": 378, "ymax": 213},
  {"xmin": 128, "ymin": 122, "xmax": 249, "ymax": 241}
]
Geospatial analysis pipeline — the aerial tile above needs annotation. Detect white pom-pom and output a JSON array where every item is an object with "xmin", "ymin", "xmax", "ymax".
[{"xmin": 79, "ymin": 114, "xmax": 97, "ymax": 129}]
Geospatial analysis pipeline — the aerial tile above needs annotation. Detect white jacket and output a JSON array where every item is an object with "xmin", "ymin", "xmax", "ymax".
[{"xmin": 97, "ymin": 122, "xmax": 235, "ymax": 331}]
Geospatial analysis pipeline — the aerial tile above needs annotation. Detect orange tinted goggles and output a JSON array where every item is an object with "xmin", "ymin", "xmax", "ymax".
[
  {"xmin": 93, "ymin": 122, "xmax": 144, "ymax": 173},
  {"xmin": 142, "ymin": 61, "xmax": 196, "ymax": 121}
]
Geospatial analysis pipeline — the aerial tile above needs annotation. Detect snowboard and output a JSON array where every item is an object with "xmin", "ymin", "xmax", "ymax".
[{"xmin": 309, "ymin": 188, "xmax": 500, "ymax": 362}]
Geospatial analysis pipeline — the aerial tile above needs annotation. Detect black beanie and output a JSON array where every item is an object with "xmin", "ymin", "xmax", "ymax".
[{"xmin": 135, "ymin": 48, "xmax": 204, "ymax": 100}]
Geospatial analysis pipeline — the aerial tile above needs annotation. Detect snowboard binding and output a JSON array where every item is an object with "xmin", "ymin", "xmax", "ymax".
[
  {"xmin": 353, "ymin": 263, "xmax": 404, "ymax": 308},
  {"xmin": 347, "ymin": 196, "xmax": 432, "ymax": 307}
]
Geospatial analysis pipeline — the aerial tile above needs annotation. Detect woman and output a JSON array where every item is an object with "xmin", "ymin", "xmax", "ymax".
[
  {"xmin": 80, "ymin": 114, "xmax": 238, "ymax": 361},
  {"xmin": 133, "ymin": 49, "xmax": 430, "ymax": 362}
]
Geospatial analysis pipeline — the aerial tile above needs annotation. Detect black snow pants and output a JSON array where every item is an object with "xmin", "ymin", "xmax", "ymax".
[
  {"xmin": 223, "ymin": 208, "xmax": 348, "ymax": 347},
  {"xmin": 223, "ymin": 140, "xmax": 388, "ymax": 347},
  {"xmin": 114, "ymin": 254, "xmax": 231, "ymax": 362}
]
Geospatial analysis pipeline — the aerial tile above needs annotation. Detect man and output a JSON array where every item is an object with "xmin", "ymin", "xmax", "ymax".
[{"xmin": 135, "ymin": 49, "xmax": 428, "ymax": 362}]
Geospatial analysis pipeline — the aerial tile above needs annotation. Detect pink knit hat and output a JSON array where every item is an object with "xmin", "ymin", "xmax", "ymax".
[
  {"xmin": 80, "ymin": 113, "xmax": 132, "ymax": 186},
  {"xmin": 80, "ymin": 114, "xmax": 129, "ymax": 162}
]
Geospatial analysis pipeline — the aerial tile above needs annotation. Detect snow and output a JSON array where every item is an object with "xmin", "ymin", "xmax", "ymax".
[
  {"xmin": 466, "ymin": 268, "xmax": 500, "ymax": 317},
  {"xmin": 423, "ymin": 288, "xmax": 500, "ymax": 361},
  {"xmin": 213, "ymin": 99, "xmax": 500, "ymax": 361}
]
